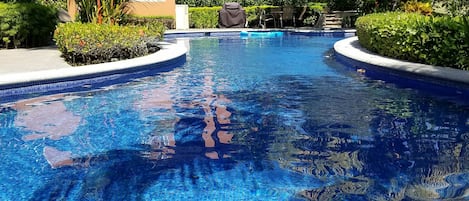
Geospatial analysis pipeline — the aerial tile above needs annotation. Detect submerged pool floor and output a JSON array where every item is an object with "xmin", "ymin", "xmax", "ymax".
[{"xmin": 1, "ymin": 34, "xmax": 469, "ymax": 200}]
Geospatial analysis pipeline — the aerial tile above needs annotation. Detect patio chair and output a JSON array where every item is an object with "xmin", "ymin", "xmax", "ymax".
[
  {"xmin": 259, "ymin": 8, "xmax": 282, "ymax": 28},
  {"xmin": 282, "ymin": 6, "xmax": 296, "ymax": 27},
  {"xmin": 259, "ymin": 10, "xmax": 275, "ymax": 29}
]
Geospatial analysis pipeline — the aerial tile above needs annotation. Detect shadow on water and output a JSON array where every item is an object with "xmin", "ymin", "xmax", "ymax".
[
  {"xmin": 7, "ymin": 36, "xmax": 469, "ymax": 201},
  {"xmin": 13, "ymin": 72, "xmax": 469, "ymax": 200},
  {"xmin": 29, "ymin": 143, "xmax": 242, "ymax": 201},
  {"xmin": 27, "ymin": 107, "xmax": 255, "ymax": 200},
  {"xmin": 262, "ymin": 73, "xmax": 469, "ymax": 200},
  {"xmin": 26, "ymin": 105, "xmax": 310, "ymax": 200}
]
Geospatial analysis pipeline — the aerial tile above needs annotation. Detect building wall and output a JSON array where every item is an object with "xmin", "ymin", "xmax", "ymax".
[
  {"xmin": 67, "ymin": 0, "xmax": 176, "ymax": 20},
  {"xmin": 127, "ymin": 0, "xmax": 176, "ymax": 17},
  {"xmin": 67, "ymin": 0, "xmax": 78, "ymax": 20}
]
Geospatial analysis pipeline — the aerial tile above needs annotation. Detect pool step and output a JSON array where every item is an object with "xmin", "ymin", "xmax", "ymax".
[{"xmin": 323, "ymin": 14, "xmax": 343, "ymax": 29}]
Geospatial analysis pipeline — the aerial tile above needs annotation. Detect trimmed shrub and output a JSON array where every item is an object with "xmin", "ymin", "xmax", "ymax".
[
  {"xmin": 189, "ymin": 7, "xmax": 220, "ymax": 28},
  {"xmin": 189, "ymin": 5, "xmax": 278, "ymax": 28},
  {"xmin": 122, "ymin": 15, "xmax": 175, "ymax": 29},
  {"xmin": 0, "ymin": 2, "xmax": 57, "ymax": 48},
  {"xmin": 54, "ymin": 22, "xmax": 165, "ymax": 66},
  {"xmin": 356, "ymin": 12, "xmax": 469, "ymax": 70}
]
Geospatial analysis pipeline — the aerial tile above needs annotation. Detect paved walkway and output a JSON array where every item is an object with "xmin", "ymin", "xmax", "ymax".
[{"xmin": 0, "ymin": 46, "xmax": 71, "ymax": 74}]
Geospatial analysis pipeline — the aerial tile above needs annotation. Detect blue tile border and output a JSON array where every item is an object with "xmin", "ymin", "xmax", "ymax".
[
  {"xmin": 0, "ymin": 42, "xmax": 187, "ymax": 101},
  {"xmin": 0, "ymin": 55, "xmax": 186, "ymax": 102},
  {"xmin": 164, "ymin": 29, "xmax": 357, "ymax": 38},
  {"xmin": 334, "ymin": 37, "xmax": 469, "ymax": 98}
]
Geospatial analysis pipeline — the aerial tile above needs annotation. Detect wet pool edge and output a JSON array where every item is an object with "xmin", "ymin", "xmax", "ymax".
[
  {"xmin": 0, "ymin": 41, "xmax": 187, "ymax": 97},
  {"xmin": 334, "ymin": 37, "xmax": 469, "ymax": 91}
]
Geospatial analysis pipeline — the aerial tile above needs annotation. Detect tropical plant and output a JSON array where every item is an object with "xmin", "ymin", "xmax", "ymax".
[
  {"xmin": 404, "ymin": 0, "xmax": 433, "ymax": 15},
  {"xmin": 76, "ymin": 0, "xmax": 130, "ymax": 24}
]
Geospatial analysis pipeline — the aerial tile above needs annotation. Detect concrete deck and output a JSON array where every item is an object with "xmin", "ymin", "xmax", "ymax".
[
  {"xmin": 0, "ymin": 46, "xmax": 71, "ymax": 74},
  {"xmin": 334, "ymin": 36, "xmax": 469, "ymax": 85}
]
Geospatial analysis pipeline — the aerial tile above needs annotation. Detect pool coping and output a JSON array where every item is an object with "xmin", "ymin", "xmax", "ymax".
[
  {"xmin": 0, "ymin": 40, "xmax": 187, "ymax": 90},
  {"xmin": 165, "ymin": 28, "xmax": 357, "ymax": 38},
  {"xmin": 334, "ymin": 36, "xmax": 469, "ymax": 86}
]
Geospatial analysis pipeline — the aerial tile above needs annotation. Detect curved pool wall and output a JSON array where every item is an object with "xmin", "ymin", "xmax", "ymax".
[
  {"xmin": 164, "ymin": 29, "xmax": 357, "ymax": 39},
  {"xmin": 2, "ymin": 29, "xmax": 468, "ymax": 102},
  {"xmin": 334, "ymin": 37, "xmax": 469, "ymax": 98},
  {"xmin": 0, "ymin": 29, "xmax": 356, "ymax": 102},
  {"xmin": 0, "ymin": 41, "xmax": 187, "ymax": 101}
]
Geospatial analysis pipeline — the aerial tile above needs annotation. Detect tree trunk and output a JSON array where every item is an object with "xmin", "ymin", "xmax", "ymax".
[{"xmin": 97, "ymin": 0, "xmax": 103, "ymax": 24}]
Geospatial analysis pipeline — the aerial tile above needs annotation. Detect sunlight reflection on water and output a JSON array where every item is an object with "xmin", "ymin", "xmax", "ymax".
[{"xmin": 1, "ymin": 35, "xmax": 469, "ymax": 200}]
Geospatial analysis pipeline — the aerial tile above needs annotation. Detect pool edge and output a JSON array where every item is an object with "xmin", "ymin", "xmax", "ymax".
[
  {"xmin": 0, "ymin": 29, "xmax": 359, "ymax": 98},
  {"xmin": 0, "ymin": 41, "xmax": 188, "ymax": 90},
  {"xmin": 334, "ymin": 37, "xmax": 469, "ymax": 86}
]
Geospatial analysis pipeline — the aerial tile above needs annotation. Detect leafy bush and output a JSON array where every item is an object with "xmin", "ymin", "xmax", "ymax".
[
  {"xmin": 122, "ymin": 15, "xmax": 175, "ymax": 29},
  {"xmin": 308, "ymin": 2, "xmax": 326, "ymax": 11},
  {"xmin": 356, "ymin": 12, "xmax": 469, "ymax": 70},
  {"xmin": 36, "ymin": 0, "xmax": 67, "ymax": 10},
  {"xmin": 433, "ymin": 0, "xmax": 469, "ymax": 17},
  {"xmin": 404, "ymin": 0, "xmax": 432, "ymax": 15},
  {"xmin": 189, "ymin": 6, "xmax": 278, "ymax": 28},
  {"xmin": 0, "ymin": 2, "xmax": 57, "ymax": 48},
  {"xmin": 54, "ymin": 22, "xmax": 165, "ymax": 66},
  {"xmin": 189, "ymin": 7, "xmax": 220, "ymax": 28}
]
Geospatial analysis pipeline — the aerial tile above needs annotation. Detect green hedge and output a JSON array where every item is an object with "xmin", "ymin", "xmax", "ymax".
[
  {"xmin": 189, "ymin": 5, "xmax": 278, "ymax": 28},
  {"xmin": 189, "ymin": 7, "xmax": 220, "ymax": 28},
  {"xmin": 54, "ymin": 22, "xmax": 165, "ymax": 66},
  {"xmin": 122, "ymin": 15, "xmax": 175, "ymax": 29},
  {"xmin": 356, "ymin": 12, "xmax": 469, "ymax": 70},
  {"xmin": 0, "ymin": 2, "xmax": 57, "ymax": 48}
]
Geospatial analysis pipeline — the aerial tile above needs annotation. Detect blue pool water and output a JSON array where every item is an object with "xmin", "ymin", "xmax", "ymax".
[{"xmin": 1, "ymin": 33, "xmax": 469, "ymax": 200}]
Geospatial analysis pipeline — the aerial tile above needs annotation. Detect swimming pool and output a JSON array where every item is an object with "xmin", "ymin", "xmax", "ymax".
[{"xmin": 1, "ymin": 32, "xmax": 469, "ymax": 200}]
